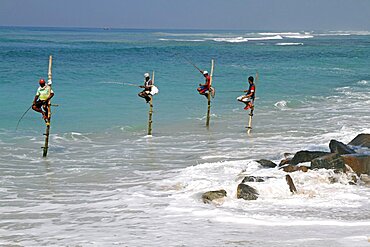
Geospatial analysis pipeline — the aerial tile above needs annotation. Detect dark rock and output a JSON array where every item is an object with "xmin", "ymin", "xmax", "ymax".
[
  {"xmin": 285, "ymin": 175, "xmax": 297, "ymax": 193},
  {"xmin": 290, "ymin": 151, "xmax": 330, "ymax": 165},
  {"xmin": 329, "ymin": 139, "xmax": 356, "ymax": 154},
  {"xmin": 256, "ymin": 159, "xmax": 277, "ymax": 168},
  {"xmin": 342, "ymin": 154, "xmax": 370, "ymax": 176},
  {"xmin": 348, "ymin": 134, "xmax": 370, "ymax": 148},
  {"xmin": 311, "ymin": 154, "xmax": 346, "ymax": 171},
  {"xmin": 242, "ymin": 176, "xmax": 266, "ymax": 183},
  {"xmin": 281, "ymin": 165, "xmax": 309, "ymax": 173},
  {"xmin": 284, "ymin": 153, "xmax": 295, "ymax": 159},
  {"xmin": 202, "ymin": 189, "xmax": 227, "ymax": 204},
  {"xmin": 237, "ymin": 184, "xmax": 258, "ymax": 200}
]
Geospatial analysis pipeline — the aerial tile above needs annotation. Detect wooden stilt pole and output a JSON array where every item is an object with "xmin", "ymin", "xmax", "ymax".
[
  {"xmin": 147, "ymin": 71, "xmax": 154, "ymax": 136},
  {"xmin": 247, "ymin": 108, "xmax": 254, "ymax": 134},
  {"xmin": 147, "ymin": 100, "xmax": 153, "ymax": 136},
  {"xmin": 206, "ymin": 94, "xmax": 211, "ymax": 128},
  {"xmin": 43, "ymin": 55, "xmax": 52, "ymax": 157},
  {"xmin": 206, "ymin": 59, "xmax": 215, "ymax": 128}
]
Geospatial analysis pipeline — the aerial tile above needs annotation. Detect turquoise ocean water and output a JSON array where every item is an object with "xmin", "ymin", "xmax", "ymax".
[{"xmin": 1, "ymin": 27, "xmax": 370, "ymax": 246}]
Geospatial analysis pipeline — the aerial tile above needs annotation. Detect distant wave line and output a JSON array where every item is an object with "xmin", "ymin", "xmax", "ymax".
[
  {"xmin": 158, "ymin": 38, "xmax": 205, "ymax": 42},
  {"xmin": 276, "ymin": 42, "xmax": 304, "ymax": 46},
  {"xmin": 210, "ymin": 35, "xmax": 283, "ymax": 43}
]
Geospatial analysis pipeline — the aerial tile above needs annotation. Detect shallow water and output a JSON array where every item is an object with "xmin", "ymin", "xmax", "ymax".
[{"xmin": 0, "ymin": 27, "xmax": 370, "ymax": 246}]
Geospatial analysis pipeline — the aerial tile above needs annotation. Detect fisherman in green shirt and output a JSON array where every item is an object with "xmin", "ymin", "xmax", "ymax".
[{"xmin": 32, "ymin": 78, "xmax": 54, "ymax": 122}]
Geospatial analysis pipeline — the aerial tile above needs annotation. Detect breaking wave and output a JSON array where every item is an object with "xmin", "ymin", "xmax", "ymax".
[
  {"xmin": 211, "ymin": 36, "xmax": 248, "ymax": 43},
  {"xmin": 211, "ymin": 35, "xmax": 283, "ymax": 43},
  {"xmin": 260, "ymin": 32, "xmax": 314, "ymax": 39},
  {"xmin": 274, "ymin": 100, "xmax": 289, "ymax": 110},
  {"xmin": 276, "ymin": 42, "xmax": 304, "ymax": 46},
  {"xmin": 357, "ymin": 80, "xmax": 368, "ymax": 85}
]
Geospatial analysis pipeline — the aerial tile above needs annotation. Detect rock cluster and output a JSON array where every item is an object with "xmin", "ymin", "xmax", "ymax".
[
  {"xmin": 278, "ymin": 133, "xmax": 370, "ymax": 176},
  {"xmin": 201, "ymin": 133, "xmax": 370, "ymax": 204}
]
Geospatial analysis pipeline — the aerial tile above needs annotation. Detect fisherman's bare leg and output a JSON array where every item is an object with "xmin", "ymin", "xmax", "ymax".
[
  {"xmin": 32, "ymin": 103, "xmax": 47, "ymax": 119},
  {"xmin": 138, "ymin": 91, "xmax": 151, "ymax": 103},
  {"xmin": 145, "ymin": 95, "xmax": 152, "ymax": 103},
  {"xmin": 42, "ymin": 103, "xmax": 50, "ymax": 120}
]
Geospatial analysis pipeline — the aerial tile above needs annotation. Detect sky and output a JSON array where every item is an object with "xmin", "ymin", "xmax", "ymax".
[{"xmin": 0, "ymin": 0, "xmax": 370, "ymax": 30}]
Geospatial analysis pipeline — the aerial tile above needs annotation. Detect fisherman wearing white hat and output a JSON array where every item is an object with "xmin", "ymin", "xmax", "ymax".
[
  {"xmin": 197, "ymin": 70, "xmax": 211, "ymax": 98},
  {"xmin": 138, "ymin": 72, "xmax": 158, "ymax": 103}
]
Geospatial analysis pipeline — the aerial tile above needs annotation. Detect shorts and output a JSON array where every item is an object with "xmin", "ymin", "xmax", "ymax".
[
  {"xmin": 237, "ymin": 95, "xmax": 254, "ymax": 104},
  {"xmin": 197, "ymin": 85, "xmax": 209, "ymax": 94},
  {"xmin": 34, "ymin": 100, "xmax": 48, "ymax": 108}
]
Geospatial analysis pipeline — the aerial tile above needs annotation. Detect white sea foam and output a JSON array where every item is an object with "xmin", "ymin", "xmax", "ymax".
[
  {"xmin": 210, "ymin": 35, "xmax": 283, "ymax": 43},
  {"xmin": 357, "ymin": 80, "xmax": 368, "ymax": 85},
  {"xmin": 201, "ymin": 154, "xmax": 233, "ymax": 160},
  {"xmin": 284, "ymin": 35, "xmax": 314, "ymax": 39},
  {"xmin": 54, "ymin": 132, "xmax": 92, "ymax": 142},
  {"xmin": 211, "ymin": 36, "xmax": 249, "ymax": 43},
  {"xmin": 247, "ymin": 35, "xmax": 283, "ymax": 41},
  {"xmin": 259, "ymin": 32, "xmax": 305, "ymax": 36},
  {"xmin": 119, "ymin": 125, "xmax": 134, "ymax": 131},
  {"xmin": 274, "ymin": 100, "xmax": 288, "ymax": 110},
  {"xmin": 259, "ymin": 32, "xmax": 314, "ymax": 39},
  {"xmin": 196, "ymin": 113, "xmax": 218, "ymax": 121},
  {"xmin": 164, "ymin": 158, "xmax": 369, "ymax": 226},
  {"xmin": 276, "ymin": 42, "xmax": 304, "ymax": 46},
  {"xmin": 215, "ymin": 216, "xmax": 370, "ymax": 226}
]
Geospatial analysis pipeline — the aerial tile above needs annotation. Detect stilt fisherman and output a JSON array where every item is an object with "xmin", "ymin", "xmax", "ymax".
[
  {"xmin": 138, "ymin": 72, "xmax": 158, "ymax": 103},
  {"xmin": 32, "ymin": 78, "xmax": 54, "ymax": 122},
  {"xmin": 197, "ymin": 70, "xmax": 212, "ymax": 98},
  {"xmin": 138, "ymin": 73, "xmax": 153, "ymax": 103},
  {"xmin": 237, "ymin": 76, "xmax": 255, "ymax": 110}
]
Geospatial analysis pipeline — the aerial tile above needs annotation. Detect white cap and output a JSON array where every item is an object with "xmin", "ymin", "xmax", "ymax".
[
  {"xmin": 203, "ymin": 71, "xmax": 208, "ymax": 75},
  {"xmin": 144, "ymin": 73, "xmax": 150, "ymax": 78}
]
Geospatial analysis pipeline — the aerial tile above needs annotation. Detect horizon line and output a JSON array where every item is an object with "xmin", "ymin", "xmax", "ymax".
[{"xmin": 1, "ymin": 25, "xmax": 368, "ymax": 33}]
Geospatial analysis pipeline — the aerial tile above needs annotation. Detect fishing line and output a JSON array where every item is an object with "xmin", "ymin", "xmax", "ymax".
[
  {"xmin": 15, "ymin": 105, "xmax": 32, "ymax": 131},
  {"xmin": 175, "ymin": 53, "xmax": 202, "ymax": 73}
]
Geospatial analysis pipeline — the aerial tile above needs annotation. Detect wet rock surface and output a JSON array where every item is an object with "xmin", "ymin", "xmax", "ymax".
[
  {"xmin": 256, "ymin": 159, "xmax": 277, "ymax": 168},
  {"xmin": 202, "ymin": 189, "xmax": 227, "ymax": 204},
  {"xmin": 237, "ymin": 184, "xmax": 258, "ymax": 200},
  {"xmin": 329, "ymin": 139, "xmax": 356, "ymax": 155},
  {"xmin": 290, "ymin": 151, "xmax": 330, "ymax": 165}
]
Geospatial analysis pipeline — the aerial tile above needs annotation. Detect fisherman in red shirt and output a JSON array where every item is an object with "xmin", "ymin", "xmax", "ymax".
[
  {"xmin": 197, "ymin": 70, "xmax": 211, "ymax": 98},
  {"xmin": 237, "ymin": 76, "xmax": 255, "ymax": 110}
]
